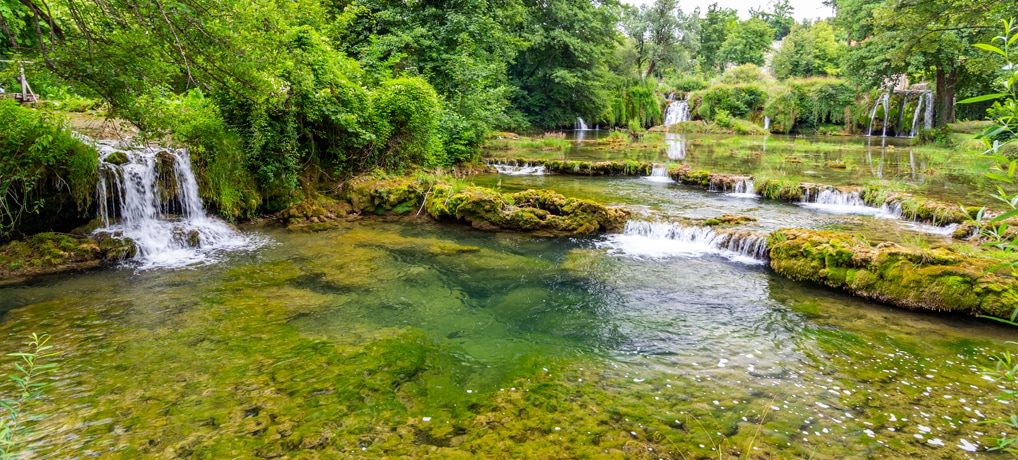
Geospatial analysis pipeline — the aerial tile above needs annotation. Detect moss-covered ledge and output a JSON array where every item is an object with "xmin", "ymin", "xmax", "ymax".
[
  {"xmin": 667, "ymin": 165, "xmax": 752, "ymax": 190},
  {"xmin": 487, "ymin": 158, "xmax": 654, "ymax": 176},
  {"xmin": 339, "ymin": 175, "xmax": 630, "ymax": 235},
  {"xmin": 767, "ymin": 228, "xmax": 1018, "ymax": 317}
]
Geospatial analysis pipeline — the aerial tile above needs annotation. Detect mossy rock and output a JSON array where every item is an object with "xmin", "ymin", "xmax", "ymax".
[
  {"xmin": 767, "ymin": 228, "xmax": 1018, "ymax": 318},
  {"xmin": 0, "ymin": 232, "xmax": 103, "ymax": 279},
  {"xmin": 98, "ymin": 236, "xmax": 138, "ymax": 262},
  {"xmin": 104, "ymin": 151, "xmax": 130, "ymax": 165}
]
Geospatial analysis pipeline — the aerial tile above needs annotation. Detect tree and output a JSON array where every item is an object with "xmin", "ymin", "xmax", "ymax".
[
  {"xmin": 508, "ymin": 0, "xmax": 622, "ymax": 128},
  {"xmin": 839, "ymin": 0, "xmax": 1003, "ymax": 127},
  {"xmin": 771, "ymin": 20, "xmax": 843, "ymax": 79},
  {"xmin": 718, "ymin": 18, "xmax": 774, "ymax": 68},
  {"xmin": 750, "ymin": 0, "xmax": 795, "ymax": 40},
  {"xmin": 697, "ymin": 3, "xmax": 737, "ymax": 73},
  {"xmin": 621, "ymin": 0, "xmax": 698, "ymax": 79}
]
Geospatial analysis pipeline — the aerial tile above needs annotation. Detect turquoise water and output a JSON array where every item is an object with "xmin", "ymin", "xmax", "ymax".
[{"xmin": 0, "ymin": 215, "xmax": 1014, "ymax": 458}]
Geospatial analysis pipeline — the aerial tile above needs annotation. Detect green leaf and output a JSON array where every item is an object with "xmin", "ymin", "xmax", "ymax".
[
  {"xmin": 990, "ymin": 209, "xmax": 1018, "ymax": 223},
  {"xmin": 959, "ymin": 93, "xmax": 1006, "ymax": 104},
  {"xmin": 973, "ymin": 43, "xmax": 1008, "ymax": 57}
]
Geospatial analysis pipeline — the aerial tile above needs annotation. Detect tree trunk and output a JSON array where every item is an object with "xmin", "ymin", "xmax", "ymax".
[{"xmin": 934, "ymin": 60, "xmax": 958, "ymax": 128}]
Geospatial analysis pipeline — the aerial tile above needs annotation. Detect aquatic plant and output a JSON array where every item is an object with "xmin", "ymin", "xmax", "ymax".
[{"xmin": 0, "ymin": 333, "xmax": 59, "ymax": 458}]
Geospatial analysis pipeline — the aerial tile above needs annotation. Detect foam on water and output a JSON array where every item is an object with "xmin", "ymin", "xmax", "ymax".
[{"xmin": 599, "ymin": 220, "xmax": 768, "ymax": 265}]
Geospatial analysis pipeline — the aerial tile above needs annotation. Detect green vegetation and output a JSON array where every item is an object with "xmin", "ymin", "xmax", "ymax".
[
  {"xmin": 0, "ymin": 333, "xmax": 58, "ymax": 458},
  {"xmin": 0, "ymin": 101, "xmax": 97, "ymax": 239}
]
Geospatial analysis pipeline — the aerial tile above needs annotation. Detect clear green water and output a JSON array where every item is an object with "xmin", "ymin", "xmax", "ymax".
[
  {"xmin": 0, "ymin": 217, "xmax": 1014, "ymax": 458},
  {"xmin": 487, "ymin": 133, "xmax": 1000, "ymax": 205}
]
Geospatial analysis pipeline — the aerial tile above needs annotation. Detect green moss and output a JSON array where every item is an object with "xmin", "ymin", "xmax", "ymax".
[
  {"xmin": 0, "ymin": 232, "xmax": 103, "ymax": 279},
  {"xmin": 767, "ymin": 228, "xmax": 1018, "ymax": 317}
]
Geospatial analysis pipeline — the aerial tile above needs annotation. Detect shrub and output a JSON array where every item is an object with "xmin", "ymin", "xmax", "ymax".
[
  {"xmin": 371, "ymin": 76, "xmax": 447, "ymax": 169},
  {"xmin": 0, "ymin": 100, "xmax": 98, "ymax": 239},
  {"xmin": 719, "ymin": 64, "xmax": 764, "ymax": 85},
  {"xmin": 694, "ymin": 84, "xmax": 766, "ymax": 121}
]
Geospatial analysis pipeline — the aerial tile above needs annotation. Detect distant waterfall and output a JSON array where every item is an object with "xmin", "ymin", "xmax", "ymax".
[
  {"xmin": 643, "ymin": 165, "xmax": 673, "ymax": 183},
  {"xmin": 763, "ymin": 116, "xmax": 771, "ymax": 131},
  {"xmin": 94, "ymin": 141, "xmax": 259, "ymax": 269},
  {"xmin": 576, "ymin": 117, "xmax": 590, "ymax": 130},
  {"xmin": 487, "ymin": 159, "xmax": 546, "ymax": 176},
  {"xmin": 867, "ymin": 90, "xmax": 934, "ymax": 138},
  {"xmin": 664, "ymin": 99, "xmax": 690, "ymax": 126},
  {"xmin": 601, "ymin": 221, "xmax": 768, "ymax": 264}
]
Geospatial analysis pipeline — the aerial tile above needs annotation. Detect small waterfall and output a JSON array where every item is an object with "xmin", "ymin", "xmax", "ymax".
[
  {"xmin": 763, "ymin": 116, "xmax": 771, "ymax": 131},
  {"xmin": 600, "ymin": 221, "xmax": 768, "ymax": 264},
  {"xmin": 94, "ymin": 141, "xmax": 260, "ymax": 269},
  {"xmin": 880, "ymin": 94, "xmax": 891, "ymax": 137},
  {"xmin": 924, "ymin": 92, "xmax": 934, "ymax": 130},
  {"xmin": 867, "ymin": 94, "xmax": 884, "ymax": 136},
  {"xmin": 909, "ymin": 94, "xmax": 924, "ymax": 138},
  {"xmin": 799, "ymin": 187, "xmax": 891, "ymax": 217},
  {"xmin": 644, "ymin": 165, "xmax": 673, "ymax": 183},
  {"xmin": 576, "ymin": 117, "xmax": 590, "ymax": 130},
  {"xmin": 729, "ymin": 179, "xmax": 757, "ymax": 198},
  {"xmin": 663, "ymin": 99, "xmax": 690, "ymax": 126},
  {"xmin": 488, "ymin": 160, "xmax": 546, "ymax": 176}
]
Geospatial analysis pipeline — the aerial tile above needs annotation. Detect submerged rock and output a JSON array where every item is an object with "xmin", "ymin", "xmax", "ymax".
[{"xmin": 767, "ymin": 228, "xmax": 1018, "ymax": 317}]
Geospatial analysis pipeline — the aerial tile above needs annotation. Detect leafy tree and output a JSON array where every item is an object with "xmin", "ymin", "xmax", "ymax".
[
  {"xmin": 837, "ymin": 0, "xmax": 1003, "ymax": 127},
  {"xmin": 772, "ymin": 20, "xmax": 843, "ymax": 79},
  {"xmin": 621, "ymin": 0, "xmax": 698, "ymax": 79},
  {"xmin": 508, "ymin": 0, "xmax": 622, "ymax": 128},
  {"xmin": 697, "ymin": 3, "xmax": 738, "ymax": 74},
  {"xmin": 718, "ymin": 18, "xmax": 774, "ymax": 67},
  {"xmin": 750, "ymin": 0, "xmax": 795, "ymax": 40}
]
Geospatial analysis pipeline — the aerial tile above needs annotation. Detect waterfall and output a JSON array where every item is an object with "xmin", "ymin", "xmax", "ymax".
[
  {"xmin": 487, "ymin": 160, "xmax": 546, "ymax": 176},
  {"xmin": 866, "ymin": 94, "xmax": 884, "ymax": 136},
  {"xmin": 799, "ymin": 187, "xmax": 892, "ymax": 217},
  {"xmin": 576, "ymin": 117, "xmax": 590, "ymax": 130},
  {"xmin": 600, "ymin": 221, "xmax": 768, "ymax": 264},
  {"xmin": 880, "ymin": 93, "xmax": 891, "ymax": 137},
  {"xmin": 644, "ymin": 165, "xmax": 673, "ymax": 183},
  {"xmin": 909, "ymin": 94, "xmax": 925, "ymax": 138},
  {"xmin": 763, "ymin": 116, "xmax": 771, "ymax": 131},
  {"xmin": 924, "ymin": 92, "xmax": 934, "ymax": 130},
  {"xmin": 94, "ymin": 141, "xmax": 260, "ymax": 269},
  {"xmin": 729, "ymin": 179, "xmax": 757, "ymax": 198},
  {"xmin": 663, "ymin": 99, "xmax": 690, "ymax": 126}
]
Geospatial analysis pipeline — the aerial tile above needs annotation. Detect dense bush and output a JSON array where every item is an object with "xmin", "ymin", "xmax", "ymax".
[
  {"xmin": 0, "ymin": 100, "xmax": 98, "ymax": 239},
  {"xmin": 763, "ymin": 78, "xmax": 857, "ymax": 133},
  {"xmin": 719, "ymin": 64, "xmax": 764, "ymax": 85},
  {"xmin": 603, "ymin": 83, "xmax": 664, "ymax": 129},
  {"xmin": 371, "ymin": 77, "xmax": 447, "ymax": 170},
  {"xmin": 691, "ymin": 84, "xmax": 766, "ymax": 121}
]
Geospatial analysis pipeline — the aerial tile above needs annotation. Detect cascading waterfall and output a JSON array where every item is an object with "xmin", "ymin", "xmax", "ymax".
[
  {"xmin": 729, "ymin": 179, "xmax": 757, "ymax": 198},
  {"xmin": 600, "ymin": 220, "xmax": 768, "ymax": 264},
  {"xmin": 868, "ymin": 90, "xmax": 934, "ymax": 138},
  {"xmin": 663, "ymin": 98, "xmax": 690, "ymax": 126},
  {"xmin": 644, "ymin": 165, "xmax": 673, "ymax": 183},
  {"xmin": 576, "ymin": 117, "xmax": 590, "ymax": 130},
  {"xmin": 487, "ymin": 159, "xmax": 546, "ymax": 176},
  {"xmin": 94, "ymin": 141, "xmax": 260, "ymax": 269},
  {"xmin": 799, "ymin": 187, "xmax": 892, "ymax": 217}
]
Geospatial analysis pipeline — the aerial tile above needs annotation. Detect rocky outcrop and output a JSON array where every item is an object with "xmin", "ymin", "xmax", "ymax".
[
  {"xmin": 340, "ymin": 176, "xmax": 630, "ymax": 236},
  {"xmin": 767, "ymin": 228, "xmax": 1018, "ymax": 318}
]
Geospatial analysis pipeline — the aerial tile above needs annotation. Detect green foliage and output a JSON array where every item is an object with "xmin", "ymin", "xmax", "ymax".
[
  {"xmin": 0, "ymin": 333, "xmax": 59, "ymax": 458},
  {"xmin": 666, "ymin": 75, "xmax": 708, "ymax": 92},
  {"xmin": 763, "ymin": 79, "xmax": 857, "ymax": 133},
  {"xmin": 371, "ymin": 77, "xmax": 447, "ymax": 170},
  {"xmin": 620, "ymin": 0, "xmax": 699, "ymax": 79},
  {"xmin": 603, "ymin": 82, "xmax": 663, "ymax": 128},
  {"xmin": 718, "ymin": 18, "xmax": 774, "ymax": 67},
  {"xmin": 0, "ymin": 100, "xmax": 97, "ymax": 239},
  {"xmin": 719, "ymin": 63, "xmax": 764, "ymax": 84},
  {"xmin": 509, "ymin": 0, "xmax": 622, "ymax": 128},
  {"xmin": 749, "ymin": 0, "xmax": 795, "ymax": 40},
  {"xmin": 697, "ymin": 3, "xmax": 738, "ymax": 73},
  {"xmin": 772, "ymin": 21, "xmax": 843, "ymax": 79},
  {"xmin": 693, "ymin": 84, "xmax": 766, "ymax": 121}
]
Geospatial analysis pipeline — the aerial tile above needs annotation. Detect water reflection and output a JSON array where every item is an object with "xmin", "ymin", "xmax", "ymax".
[{"xmin": 665, "ymin": 132, "xmax": 686, "ymax": 160}]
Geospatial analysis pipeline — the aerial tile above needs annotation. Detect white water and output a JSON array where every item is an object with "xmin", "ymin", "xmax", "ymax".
[
  {"xmin": 799, "ymin": 188, "xmax": 892, "ymax": 217},
  {"xmin": 909, "ymin": 94, "xmax": 925, "ymax": 138},
  {"xmin": 643, "ymin": 166, "xmax": 673, "ymax": 183},
  {"xmin": 94, "ymin": 141, "xmax": 261, "ymax": 270},
  {"xmin": 763, "ymin": 116, "xmax": 771, "ymax": 131},
  {"xmin": 728, "ymin": 179, "xmax": 758, "ymax": 198},
  {"xmin": 663, "ymin": 100, "xmax": 690, "ymax": 126},
  {"xmin": 576, "ymin": 117, "xmax": 590, "ymax": 130},
  {"xmin": 600, "ymin": 221, "xmax": 768, "ymax": 265},
  {"xmin": 489, "ymin": 161, "xmax": 546, "ymax": 176}
]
